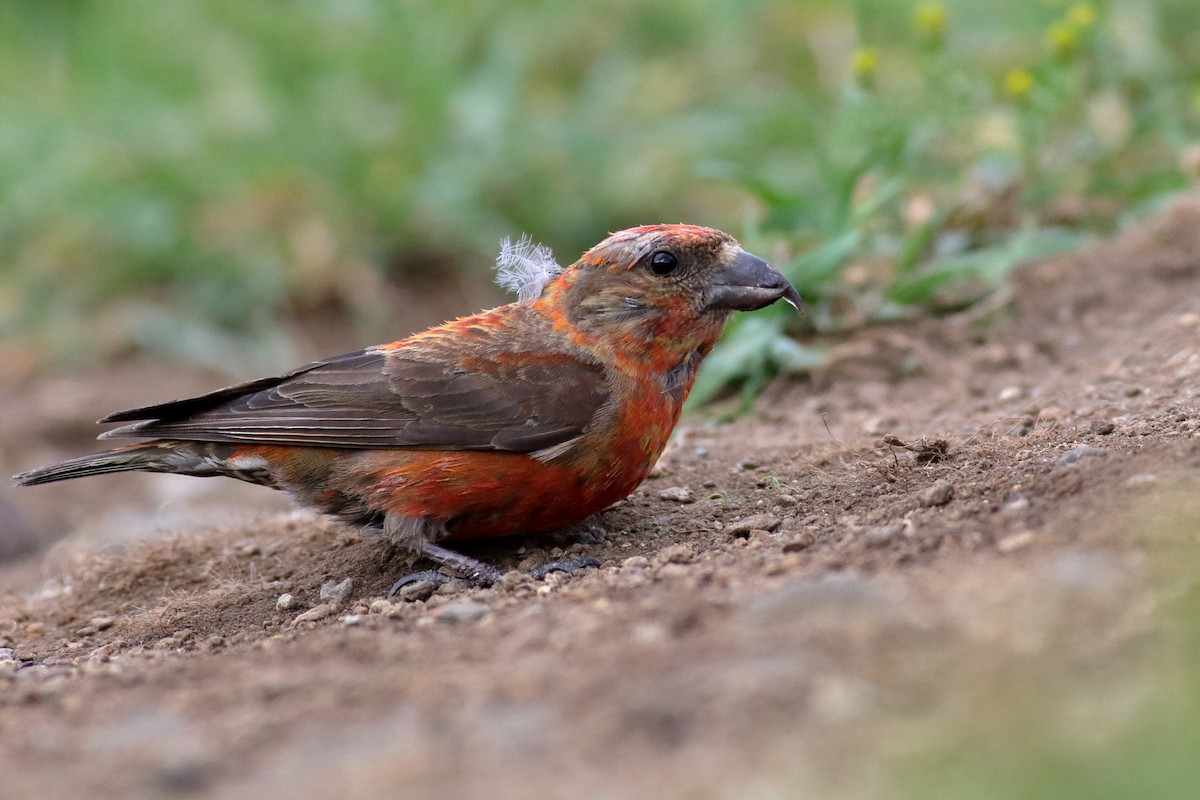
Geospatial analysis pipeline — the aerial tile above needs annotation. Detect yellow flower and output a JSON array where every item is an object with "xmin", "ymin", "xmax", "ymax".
[
  {"xmin": 1067, "ymin": 2, "xmax": 1097, "ymax": 28},
  {"xmin": 913, "ymin": 2, "xmax": 947, "ymax": 46},
  {"xmin": 1046, "ymin": 20, "xmax": 1080, "ymax": 59},
  {"xmin": 851, "ymin": 46, "xmax": 879, "ymax": 86},
  {"xmin": 1004, "ymin": 69, "xmax": 1034, "ymax": 102}
]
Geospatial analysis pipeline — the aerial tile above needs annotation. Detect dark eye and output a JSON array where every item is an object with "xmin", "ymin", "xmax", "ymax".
[{"xmin": 649, "ymin": 250, "xmax": 678, "ymax": 276}]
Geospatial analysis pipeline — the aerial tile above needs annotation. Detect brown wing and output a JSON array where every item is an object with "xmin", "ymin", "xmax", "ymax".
[{"xmin": 98, "ymin": 344, "xmax": 610, "ymax": 452}]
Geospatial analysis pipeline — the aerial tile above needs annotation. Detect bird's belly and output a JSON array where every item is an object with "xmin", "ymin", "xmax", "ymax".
[{"xmin": 353, "ymin": 447, "xmax": 651, "ymax": 541}]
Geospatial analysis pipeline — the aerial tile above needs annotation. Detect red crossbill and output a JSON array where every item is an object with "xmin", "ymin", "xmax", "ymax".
[{"xmin": 15, "ymin": 225, "xmax": 802, "ymax": 587}]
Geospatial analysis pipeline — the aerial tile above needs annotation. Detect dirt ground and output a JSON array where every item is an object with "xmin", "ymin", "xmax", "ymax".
[{"xmin": 1, "ymin": 200, "xmax": 1199, "ymax": 799}]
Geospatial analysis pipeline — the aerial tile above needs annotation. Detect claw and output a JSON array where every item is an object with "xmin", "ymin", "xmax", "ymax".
[
  {"xmin": 387, "ymin": 570, "xmax": 456, "ymax": 598},
  {"xmin": 529, "ymin": 556, "xmax": 602, "ymax": 580}
]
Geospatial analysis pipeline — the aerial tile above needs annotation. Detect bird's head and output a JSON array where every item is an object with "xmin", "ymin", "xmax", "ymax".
[{"xmin": 541, "ymin": 224, "xmax": 803, "ymax": 362}]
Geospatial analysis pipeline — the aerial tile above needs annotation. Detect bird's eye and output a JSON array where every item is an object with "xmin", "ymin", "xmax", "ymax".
[{"xmin": 649, "ymin": 250, "xmax": 678, "ymax": 276}]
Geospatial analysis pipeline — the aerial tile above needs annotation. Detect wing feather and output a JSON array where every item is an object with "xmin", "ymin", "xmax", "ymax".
[{"xmin": 99, "ymin": 338, "xmax": 609, "ymax": 453}]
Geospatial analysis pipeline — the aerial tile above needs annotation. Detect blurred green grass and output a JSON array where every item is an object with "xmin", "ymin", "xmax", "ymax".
[
  {"xmin": 889, "ymin": 481, "xmax": 1200, "ymax": 800},
  {"xmin": 0, "ymin": 0, "xmax": 1197, "ymax": 382}
]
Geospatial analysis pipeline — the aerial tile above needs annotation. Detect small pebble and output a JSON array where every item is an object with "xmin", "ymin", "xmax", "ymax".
[
  {"xmin": 999, "ymin": 386, "xmax": 1023, "ymax": 402},
  {"xmin": 1001, "ymin": 497, "xmax": 1031, "ymax": 514},
  {"xmin": 432, "ymin": 600, "xmax": 489, "ymax": 623},
  {"xmin": 319, "ymin": 578, "xmax": 354, "ymax": 606},
  {"xmin": 775, "ymin": 493, "xmax": 799, "ymax": 507},
  {"xmin": 658, "ymin": 544, "xmax": 694, "ymax": 563},
  {"xmin": 1089, "ymin": 420, "xmax": 1116, "ymax": 435},
  {"xmin": 368, "ymin": 599, "xmax": 393, "ymax": 615},
  {"xmin": 276, "ymin": 593, "xmax": 300, "ymax": 612},
  {"xmin": 292, "ymin": 604, "xmax": 336, "ymax": 625},
  {"xmin": 997, "ymin": 531, "xmax": 1035, "ymax": 552},
  {"xmin": 739, "ymin": 459, "xmax": 761, "ymax": 470},
  {"xmin": 499, "ymin": 571, "xmax": 534, "ymax": 592},
  {"xmin": 724, "ymin": 514, "xmax": 782, "ymax": 537},
  {"xmin": 0, "ymin": 648, "xmax": 16, "ymax": 663},
  {"xmin": 781, "ymin": 530, "xmax": 817, "ymax": 552},
  {"xmin": 655, "ymin": 563, "xmax": 690, "ymax": 579},
  {"xmin": 622, "ymin": 555, "xmax": 651, "ymax": 570},
  {"xmin": 658, "ymin": 486, "xmax": 694, "ymax": 503},
  {"xmin": 341, "ymin": 615, "xmax": 362, "ymax": 627},
  {"xmin": 1123, "ymin": 473, "xmax": 1158, "ymax": 488},
  {"xmin": 863, "ymin": 524, "xmax": 905, "ymax": 548},
  {"xmin": 1057, "ymin": 445, "xmax": 1107, "ymax": 466},
  {"xmin": 397, "ymin": 581, "xmax": 438, "ymax": 602},
  {"xmin": 917, "ymin": 480, "xmax": 954, "ymax": 508}
]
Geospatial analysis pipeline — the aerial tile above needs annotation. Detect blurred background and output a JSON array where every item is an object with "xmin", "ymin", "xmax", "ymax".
[{"xmin": 1, "ymin": 0, "xmax": 1197, "ymax": 384}]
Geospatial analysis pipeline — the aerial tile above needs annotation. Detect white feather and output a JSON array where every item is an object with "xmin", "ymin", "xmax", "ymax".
[{"xmin": 495, "ymin": 234, "xmax": 563, "ymax": 305}]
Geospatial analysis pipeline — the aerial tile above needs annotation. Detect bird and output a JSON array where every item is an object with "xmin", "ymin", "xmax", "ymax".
[{"xmin": 14, "ymin": 225, "xmax": 803, "ymax": 589}]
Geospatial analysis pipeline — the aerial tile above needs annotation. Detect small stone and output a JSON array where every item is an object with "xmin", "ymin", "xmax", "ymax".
[
  {"xmin": 775, "ymin": 493, "xmax": 798, "ymax": 507},
  {"xmin": 863, "ymin": 524, "xmax": 905, "ymax": 548},
  {"xmin": 0, "ymin": 648, "xmax": 16, "ymax": 663},
  {"xmin": 658, "ymin": 544, "xmax": 694, "ymax": 564},
  {"xmin": 368, "ymin": 599, "xmax": 393, "ymax": 615},
  {"xmin": 622, "ymin": 555, "xmax": 651, "ymax": 570},
  {"xmin": 658, "ymin": 486, "xmax": 694, "ymax": 503},
  {"xmin": 655, "ymin": 563, "xmax": 690, "ymax": 579},
  {"xmin": 292, "ymin": 604, "xmax": 336, "ymax": 625},
  {"xmin": 1123, "ymin": 473, "xmax": 1158, "ymax": 488},
  {"xmin": 499, "ymin": 571, "xmax": 534, "ymax": 591},
  {"xmin": 781, "ymin": 530, "xmax": 817, "ymax": 552},
  {"xmin": 1058, "ymin": 445, "xmax": 1107, "ymax": 466},
  {"xmin": 319, "ymin": 578, "xmax": 354, "ymax": 607},
  {"xmin": 917, "ymin": 480, "xmax": 954, "ymax": 508},
  {"xmin": 90, "ymin": 616, "xmax": 116, "ymax": 631},
  {"xmin": 1038, "ymin": 406, "xmax": 1065, "ymax": 421},
  {"xmin": 1089, "ymin": 420, "xmax": 1116, "ymax": 435},
  {"xmin": 739, "ymin": 459, "xmax": 761, "ymax": 470},
  {"xmin": 397, "ymin": 581, "xmax": 438, "ymax": 602},
  {"xmin": 342, "ymin": 615, "xmax": 362, "ymax": 627},
  {"xmin": 999, "ymin": 386, "xmax": 1023, "ymax": 402},
  {"xmin": 1001, "ymin": 497, "xmax": 1031, "ymax": 514},
  {"xmin": 997, "ymin": 531, "xmax": 1035, "ymax": 552},
  {"xmin": 724, "ymin": 514, "xmax": 782, "ymax": 537},
  {"xmin": 432, "ymin": 600, "xmax": 489, "ymax": 623},
  {"xmin": 276, "ymin": 593, "xmax": 300, "ymax": 612},
  {"xmin": 201, "ymin": 635, "xmax": 226, "ymax": 652},
  {"xmin": 862, "ymin": 416, "xmax": 890, "ymax": 436}
]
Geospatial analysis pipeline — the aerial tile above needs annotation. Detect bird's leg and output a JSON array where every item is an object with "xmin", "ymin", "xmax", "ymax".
[
  {"xmin": 383, "ymin": 511, "xmax": 600, "ymax": 597},
  {"xmin": 421, "ymin": 542, "xmax": 505, "ymax": 585},
  {"xmin": 387, "ymin": 541, "xmax": 503, "ymax": 597}
]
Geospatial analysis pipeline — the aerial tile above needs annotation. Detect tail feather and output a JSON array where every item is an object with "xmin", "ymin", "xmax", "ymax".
[{"xmin": 12, "ymin": 445, "xmax": 167, "ymax": 487}]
